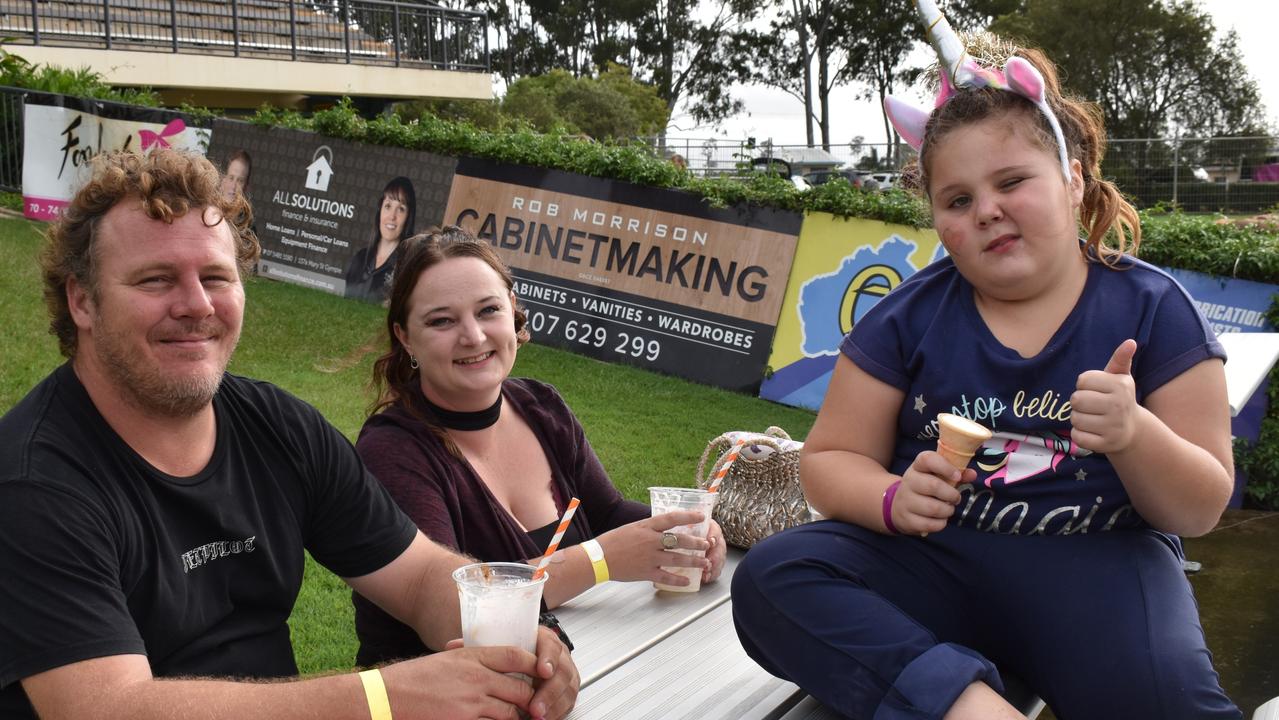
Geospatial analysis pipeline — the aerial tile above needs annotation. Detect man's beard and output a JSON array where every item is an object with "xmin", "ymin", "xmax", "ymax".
[{"xmin": 95, "ymin": 318, "xmax": 236, "ymax": 418}]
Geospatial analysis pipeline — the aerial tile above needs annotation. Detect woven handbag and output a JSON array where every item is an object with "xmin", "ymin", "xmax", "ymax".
[{"xmin": 695, "ymin": 427, "xmax": 812, "ymax": 549}]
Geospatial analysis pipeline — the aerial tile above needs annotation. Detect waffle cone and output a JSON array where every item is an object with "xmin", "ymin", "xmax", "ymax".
[{"xmin": 936, "ymin": 413, "xmax": 992, "ymax": 471}]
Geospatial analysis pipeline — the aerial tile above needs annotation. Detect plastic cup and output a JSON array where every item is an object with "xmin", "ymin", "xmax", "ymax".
[
  {"xmin": 648, "ymin": 486, "xmax": 716, "ymax": 593},
  {"xmin": 452, "ymin": 562, "xmax": 548, "ymax": 680}
]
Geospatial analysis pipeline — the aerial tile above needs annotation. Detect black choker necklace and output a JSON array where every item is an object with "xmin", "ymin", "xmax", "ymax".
[{"xmin": 422, "ymin": 393, "xmax": 502, "ymax": 431}]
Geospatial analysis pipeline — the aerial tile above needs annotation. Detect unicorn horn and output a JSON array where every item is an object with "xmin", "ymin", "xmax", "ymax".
[{"xmin": 914, "ymin": 0, "xmax": 972, "ymax": 87}]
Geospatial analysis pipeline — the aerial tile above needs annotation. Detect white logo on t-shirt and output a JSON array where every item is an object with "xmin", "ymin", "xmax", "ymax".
[{"xmin": 180, "ymin": 536, "xmax": 256, "ymax": 574}]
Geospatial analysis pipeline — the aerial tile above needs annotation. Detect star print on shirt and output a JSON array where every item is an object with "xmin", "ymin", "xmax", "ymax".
[
  {"xmin": 1075, "ymin": 469, "xmax": 1087, "ymax": 482},
  {"xmin": 914, "ymin": 395, "xmax": 927, "ymax": 413}
]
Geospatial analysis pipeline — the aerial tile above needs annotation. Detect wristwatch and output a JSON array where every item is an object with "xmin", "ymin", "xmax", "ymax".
[{"xmin": 539, "ymin": 611, "xmax": 574, "ymax": 652}]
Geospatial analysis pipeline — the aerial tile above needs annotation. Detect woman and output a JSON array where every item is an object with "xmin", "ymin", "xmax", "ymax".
[
  {"xmin": 352, "ymin": 226, "xmax": 727, "ymax": 667},
  {"xmin": 344, "ymin": 176, "xmax": 416, "ymax": 303}
]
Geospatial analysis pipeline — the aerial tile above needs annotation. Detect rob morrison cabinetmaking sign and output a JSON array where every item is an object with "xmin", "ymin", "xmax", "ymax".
[{"xmin": 445, "ymin": 158, "xmax": 801, "ymax": 392}]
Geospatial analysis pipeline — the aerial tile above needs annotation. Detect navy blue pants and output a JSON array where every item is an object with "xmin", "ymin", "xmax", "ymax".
[{"xmin": 732, "ymin": 521, "xmax": 1240, "ymax": 720}]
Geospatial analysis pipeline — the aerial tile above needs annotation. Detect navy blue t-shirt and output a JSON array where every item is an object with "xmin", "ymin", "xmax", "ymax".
[{"xmin": 842, "ymin": 255, "xmax": 1225, "ymax": 536}]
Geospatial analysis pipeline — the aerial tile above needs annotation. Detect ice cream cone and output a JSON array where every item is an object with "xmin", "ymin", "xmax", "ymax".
[{"xmin": 936, "ymin": 413, "xmax": 992, "ymax": 472}]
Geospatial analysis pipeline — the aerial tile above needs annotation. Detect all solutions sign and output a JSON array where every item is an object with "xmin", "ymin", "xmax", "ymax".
[{"xmin": 207, "ymin": 119, "xmax": 456, "ymax": 302}]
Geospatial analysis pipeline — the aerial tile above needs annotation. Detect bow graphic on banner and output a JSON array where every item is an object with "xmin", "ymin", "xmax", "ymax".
[{"xmin": 139, "ymin": 118, "xmax": 187, "ymax": 151}]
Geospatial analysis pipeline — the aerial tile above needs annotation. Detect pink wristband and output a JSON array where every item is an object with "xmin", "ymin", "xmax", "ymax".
[{"xmin": 882, "ymin": 480, "xmax": 903, "ymax": 535}]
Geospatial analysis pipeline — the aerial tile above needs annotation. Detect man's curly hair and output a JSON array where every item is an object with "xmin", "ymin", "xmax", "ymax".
[{"xmin": 41, "ymin": 149, "xmax": 259, "ymax": 358}]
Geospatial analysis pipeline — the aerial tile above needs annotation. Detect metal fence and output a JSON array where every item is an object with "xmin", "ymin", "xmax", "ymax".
[
  {"xmin": 0, "ymin": 0, "xmax": 488, "ymax": 72},
  {"xmin": 660, "ymin": 135, "xmax": 1279, "ymax": 215},
  {"xmin": 0, "ymin": 87, "xmax": 21, "ymax": 193}
]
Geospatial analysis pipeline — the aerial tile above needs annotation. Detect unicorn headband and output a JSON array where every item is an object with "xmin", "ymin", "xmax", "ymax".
[{"xmin": 884, "ymin": 0, "xmax": 1071, "ymax": 182}]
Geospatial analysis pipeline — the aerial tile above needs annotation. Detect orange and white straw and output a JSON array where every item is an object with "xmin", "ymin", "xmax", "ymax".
[
  {"xmin": 532, "ymin": 497, "xmax": 580, "ymax": 580},
  {"xmin": 707, "ymin": 438, "xmax": 749, "ymax": 493}
]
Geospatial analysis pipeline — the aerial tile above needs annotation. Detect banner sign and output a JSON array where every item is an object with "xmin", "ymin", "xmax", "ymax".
[
  {"xmin": 21, "ymin": 92, "xmax": 210, "ymax": 221},
  {"xmin": 444, "ymin": 158, "xmax": 802, "ymax": 391},
  {"xmin": 1160, "ymin": 267, "xmax": 1276, "ymax": 336},
  {"xmin": 207, "ymin": 119, "xmax": 457, "ymax": 301},
  {"xmin": 1159, "ymin": 266, "xmax": 1277, "ymax": 455},
  {"xmin": 759, "ymin": 213, "xmax": 945, "ymax": 410}
]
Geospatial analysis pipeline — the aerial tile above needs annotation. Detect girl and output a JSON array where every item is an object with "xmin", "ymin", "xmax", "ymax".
[
  {"xmin": 344, "ymin": 176, "xmax": 416, "ymax": 302},
  {"xmin": 730, "ymin": 7, "xmax": 1240, "ymax": 720}
]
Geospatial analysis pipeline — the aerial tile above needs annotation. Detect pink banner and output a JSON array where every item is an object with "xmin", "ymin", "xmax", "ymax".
[
  {"xmin": 1253, "ymin": 164, "xmax": 1279, "ymax": 182},
  {"xmin": 21, "ymin": 195, "xmax": 68, "ymax": 221}
]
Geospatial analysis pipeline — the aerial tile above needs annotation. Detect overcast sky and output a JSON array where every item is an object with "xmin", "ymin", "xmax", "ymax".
[{"xmin": 670, "ymin": 1, "xmax": 1279, "ymax": 146}]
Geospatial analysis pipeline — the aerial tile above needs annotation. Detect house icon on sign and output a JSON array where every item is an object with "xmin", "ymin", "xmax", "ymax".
[{"xmin": 305, "ymin": 146, "xmax": 334, "ymax": 192}]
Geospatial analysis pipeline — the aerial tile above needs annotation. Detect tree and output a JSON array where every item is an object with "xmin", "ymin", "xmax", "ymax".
[
  {"xmin": 473, "ymin": 0, "xmax": 764, "ymax": 134},
  {"xmin": 500, "ymin": 66, "xmax": 669, "ymax": 139},
  {"xmin": 732, "ymin": 0, "xmax": 860, "ymax": 148},
  {"xmin": 633, "ymin": 0, "xmax": 765, "ymax": 132},
  {"xmin": 834, "ymin": 0, "xmax": 1018, "ymax": 165},
  {"xmin": 991, "ymin": 0, "xmax": 1266, "ymax": 140},
  {"xmin": 838, "ymin": 0, "xmax": 917, "ymax": 165}
]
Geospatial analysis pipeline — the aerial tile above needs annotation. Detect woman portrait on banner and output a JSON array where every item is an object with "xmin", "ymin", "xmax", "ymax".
[
  {"xmin": 344, "ymin": 176, "xmax": 416, "ymax": 303},
  {"xmin": 351, "ymin": 226, "xmax": 727, "ymax": 667},
  {"xmin": 731, "ymin": 4, "xmax": 1240, "ymax": 719}
]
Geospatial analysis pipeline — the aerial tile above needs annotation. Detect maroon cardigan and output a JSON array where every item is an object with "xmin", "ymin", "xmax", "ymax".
[{"xmin": 352, "ymin": 377, "xmax": 648, "ymax": 665}]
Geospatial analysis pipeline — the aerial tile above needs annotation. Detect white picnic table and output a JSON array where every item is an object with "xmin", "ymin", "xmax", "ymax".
[
  {"xmin": 1219, "ymin": 331, "xmax": 1279, "ymax": 417},
  {"xmin": 553, "ymin": 549, "xmax": 1044, "ymax": 720},
  {"xmin": 555, "ymin": 550, "xmax": 806, "ymax": 719}
]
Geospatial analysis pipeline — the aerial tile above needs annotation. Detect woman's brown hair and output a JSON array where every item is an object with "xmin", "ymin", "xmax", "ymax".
[
  {"xmin": 916, "ymin": 39, "xmax": 1140, "ymax": 265},
  {"xmin": 368, "ymin": 226, "xmax": 529, "ymax": 454}
]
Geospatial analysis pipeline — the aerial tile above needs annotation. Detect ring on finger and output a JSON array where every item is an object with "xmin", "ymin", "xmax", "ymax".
[{"xmin": 661, "ymin": 531, "xmax": 679, "ymax": 549}]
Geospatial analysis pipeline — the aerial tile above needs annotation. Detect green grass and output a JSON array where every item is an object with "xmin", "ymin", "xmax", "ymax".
[{"xmin": 0, "ymin": 216, "xmax": 816, "ymax": 673}]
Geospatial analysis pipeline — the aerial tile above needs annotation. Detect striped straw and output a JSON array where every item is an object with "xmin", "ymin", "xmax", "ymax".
[
  {"xmin": 707, "ymin": 438, "xmax": 749, "ymax": 493},
  {"xmin": 532, "ymin": 497, "xmax": 580, "ymax": 580}
]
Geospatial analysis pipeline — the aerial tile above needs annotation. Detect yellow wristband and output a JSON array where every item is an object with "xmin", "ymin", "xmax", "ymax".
[
  {"xmin": 581, "ymin": 539, "xmax": 609, "ymax": 584},
  {"xmin": 358, "ymin": 668, "xmax": 392, "ymax": 720}
]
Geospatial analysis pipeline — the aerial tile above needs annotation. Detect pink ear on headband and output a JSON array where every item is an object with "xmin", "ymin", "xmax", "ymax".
[
  {"xmin": 882, "ymin": 0, "xmax": 1072, "ymax": 181},
  {"xmin": 1004, "ymin": 57, "xmax": 1046, "ymax": 103},
  {"xmin": 884, "ymin": 95, "xmax": 930, "ymax": 151}
]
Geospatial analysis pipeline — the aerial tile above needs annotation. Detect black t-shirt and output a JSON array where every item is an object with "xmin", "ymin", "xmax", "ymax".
[
  {"xmin": 0, "ymin": 364, "xmax": 417, "ymax": 718},
  {"xmin": 343, "ymin": 243, "xmax": 403, "ymax": 303}
]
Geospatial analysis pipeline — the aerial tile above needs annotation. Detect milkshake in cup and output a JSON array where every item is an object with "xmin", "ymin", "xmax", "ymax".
[
  {"xmin": 648, "ymin": 486, "xmax": 716, "ymax": 593},
  {"xmin": 452, "ymin": 562, "xmax": 548, "ymax": 679}
]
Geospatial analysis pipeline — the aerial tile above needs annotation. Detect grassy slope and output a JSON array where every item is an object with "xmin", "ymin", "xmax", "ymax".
[{"xmin": 0, "ymin": 216, "xmax": 816, "ymax": 672}]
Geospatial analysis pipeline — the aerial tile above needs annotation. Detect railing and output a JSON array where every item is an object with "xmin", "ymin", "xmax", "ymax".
[
  {"xmin": 0, "ymin": 87, "xmax": 21, "ymax": 193},
  {"xmin": 0, "ymin": 0, "xmax": 488, "ymax": 72}
]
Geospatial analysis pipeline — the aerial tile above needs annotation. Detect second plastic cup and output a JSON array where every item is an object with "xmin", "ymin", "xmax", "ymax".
[
  {"xmin": 452, "ymin": 562, "xmax": 548, "ymax": 678},
  {"xmin": 648, "ymin": 486, "xmax": 716, "ymax": 593}
]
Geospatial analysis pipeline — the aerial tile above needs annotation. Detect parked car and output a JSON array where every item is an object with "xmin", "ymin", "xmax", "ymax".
[
  {"xmin": 869, "ymin": 172, "xmax": 901, "ymax": 189},
  {"xmin": 804, "ymin": 168, "xmax": 874, "ymax": 188},
  {"xmin": 750, "ymin": 157, "xmax": 811, "ymax": 191}
]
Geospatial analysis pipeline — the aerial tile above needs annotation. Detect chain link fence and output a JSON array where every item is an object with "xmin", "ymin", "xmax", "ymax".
[{"xmin": 657, "ymin": 136, "xmax": 1279, "ymax": 215}]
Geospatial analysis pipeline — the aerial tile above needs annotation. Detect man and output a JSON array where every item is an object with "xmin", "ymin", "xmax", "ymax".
[{"xmin": 0, "ymin": 150, "xmax": 578, "ymax": 720}]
